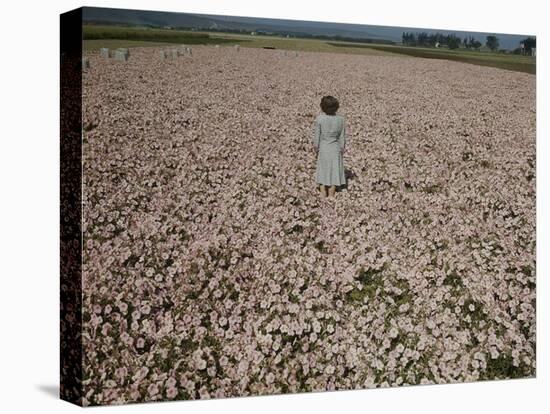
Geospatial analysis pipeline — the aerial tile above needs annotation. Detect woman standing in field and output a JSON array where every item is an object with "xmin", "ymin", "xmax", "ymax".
[{"xmin": 312, "ymin": 96, "xmax": 346, "ymax": 198}]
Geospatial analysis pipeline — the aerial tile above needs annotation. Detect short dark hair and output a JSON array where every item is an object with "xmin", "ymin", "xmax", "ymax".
[{"xmin": 320, "ymin": 96, "xmax": 339, "ymax": 115}]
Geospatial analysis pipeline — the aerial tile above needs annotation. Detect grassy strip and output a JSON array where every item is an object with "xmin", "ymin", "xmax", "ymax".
[
  {"xmin": 83, "ymin": 24, "xmax": 244, "ymax": 46},
  {"xmin": 333, "ymin": 43, "xmax": 536, "ymax": 74},
  {"xmin": 204, "ymin": 33, "xmax": 392, "ymax": 55}
]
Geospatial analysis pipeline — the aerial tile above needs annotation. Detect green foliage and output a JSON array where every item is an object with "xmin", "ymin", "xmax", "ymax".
[
  {"xmin": 481, "ymin": 353, "xmax": 532, "ymax": 380},
  {"xmin": 461, "ymin": 297, "xmax": 486, "ymax": 329},
  {"xmin": 285, "ymin": 224, "xmax": 304, "ymax": 235},
  {"xmin": 346, "ymin": 264, "xmax": 389, "ymax": 303},
  {"xmin": 422, "ymin": 184, "xmax": 441, "ymax": 194},
  {"xmin": 401, "ymin": 31, "xmax": 462, "ymax": 48},
  {"xmin": 314, "ymin": 240, "xmax": 329, "ymax": 254},
  {"xmin": 447, "ymin": 36, "xmax": 461, "ymax": 50},
  {"xmin": 443, "ymin": 270, "xmax": 465, "ymax": 289},
  {"xmin": 486, "ymin": 35, "xmax": 500, "ymax": 51},
  {"xmin": 521, "ymin": 37, "xmax": 536, "ymax": 52}
]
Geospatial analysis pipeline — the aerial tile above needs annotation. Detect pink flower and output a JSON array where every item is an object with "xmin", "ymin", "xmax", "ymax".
[
  {"xmin": 166, "ymin": 387, "xmax": 178, "ymax": 399},
  {"xmin": 147, "ymin": 383, "xmax": 159, "ymax": 397}
]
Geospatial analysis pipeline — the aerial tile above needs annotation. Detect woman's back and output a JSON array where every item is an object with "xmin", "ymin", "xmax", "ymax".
[
  {"xmin": 315, "ymin": 114, "xmax": 345, "ymax": 151},
  {"xmin": 313, "ymin": 95, "xmax": 346, "ymax": 192}
]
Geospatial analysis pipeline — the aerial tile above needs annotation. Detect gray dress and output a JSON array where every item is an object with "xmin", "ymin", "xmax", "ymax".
[{"xmin": 312, "ymin": 113, "xmax": 346, "ymax": 186}]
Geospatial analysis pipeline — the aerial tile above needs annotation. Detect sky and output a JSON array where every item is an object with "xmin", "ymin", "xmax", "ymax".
[{"xmin": 83, "ymin": 6, "xmax": 534, "ymax": 50}]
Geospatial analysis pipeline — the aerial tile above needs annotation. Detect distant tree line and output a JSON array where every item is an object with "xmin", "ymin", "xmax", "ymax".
[
  {"xmin": 512, "ymin": 36, "xmax": 536, "ymax": 55},
  {"xmin": 485, "ymin": 35, "xmax": 499, "ymax": 51},
  {"xmin": 402, "ymin": 31, "xmax": 462, "ymax": 49},
  {"xmin": 286, "ymin": 32, "xmax": 395, "ymax": 44},
  {"xmin": 402, "ymin": 32, "xmax": 538, "ymax": 55},
  {"xmin": 402, "ymin": 31, "xmax": 521, "ymax": 52},
  {"xmin": 461, "ymin": 35, "xmax": 483, "ymax": 50}
]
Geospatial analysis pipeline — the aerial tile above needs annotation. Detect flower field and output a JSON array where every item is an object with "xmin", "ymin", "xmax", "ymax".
[{"xmin": 81, "ymin": 45, "xmax": 536, "ymax": 405}]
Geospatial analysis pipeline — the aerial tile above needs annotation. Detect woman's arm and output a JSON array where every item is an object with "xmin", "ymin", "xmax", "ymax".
[
  {"xmin": 312, "ymin": 117, "xmax": 321, "ymax": 150},
  {"xmin": 338, "ymin": 118, "xmax": 346, "ymax": 153}
]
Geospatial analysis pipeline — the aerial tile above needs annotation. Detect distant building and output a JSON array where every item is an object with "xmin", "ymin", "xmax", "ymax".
[
  {"xmin": 531, "ymin": 47, "xmax": 536, "ymax": 57},
  {"xmin": 250, "ymin": 31, "xmax": 257, "ymax": 36},
  {"xmin": 435, "ymin": 42, "xmax": 440, "ymax": 48}
]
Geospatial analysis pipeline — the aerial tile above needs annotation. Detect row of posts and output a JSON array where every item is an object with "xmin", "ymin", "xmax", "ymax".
[
  {"xmin": 159, "ymin": 45, "xmax": 193, "ymax": 59},
  {"xmin": 83, "ymin": 44, "xmax": 299, "ymax": 69},
  {"xmin": 99, "ymin": 47, "xmax": 130, "ymax": 61},
  {"xmin": 81, "ymin": 47, "xmax": 129, "ymax": 70}
]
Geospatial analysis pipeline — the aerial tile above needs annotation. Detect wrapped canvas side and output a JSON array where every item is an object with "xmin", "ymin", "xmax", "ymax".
[{"xmin": 60, "ymin": 7, "xmax": 83, "ymax": 407}]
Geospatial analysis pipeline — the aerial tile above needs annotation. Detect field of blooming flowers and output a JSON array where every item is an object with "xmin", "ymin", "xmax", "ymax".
[{"xmin": 81, "ymin": 45, "xmax": 536, "ymax": 406}]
